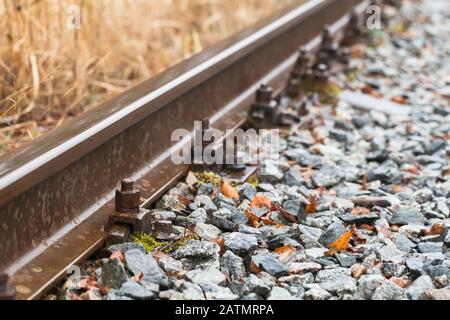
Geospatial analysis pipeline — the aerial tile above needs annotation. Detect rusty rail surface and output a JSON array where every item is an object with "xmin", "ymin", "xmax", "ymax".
[{"xmin": 0, "ymin": 0, "xmax": 367, "ymax": 299}]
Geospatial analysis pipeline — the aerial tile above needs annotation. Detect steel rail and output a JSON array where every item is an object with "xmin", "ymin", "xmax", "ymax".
[{"xmin": 0, "ymin": 0, "xmax": 367, "ymax": 299}]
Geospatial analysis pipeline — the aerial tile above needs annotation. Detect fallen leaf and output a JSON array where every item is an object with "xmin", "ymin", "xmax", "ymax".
[
  {"xmin": 361, "ymin": 172, "xmax": 368, "ymax": 191},
  {"xmin": 275, "ymin": 245, "xmax": 295, "ymax": 256},
  {"xmin": 428, "ymin": 222, "xmax": 445, "ymax": 236},
  {"xmin": 212, "ymin": 237, "xmax": 225, "ymax": 255},
  {"xmin": 306, "ymin": 193, "xmax": 319, "ymax": 214},
  {"xmin": 328, "ymin": 226, "xmax": 355, "ymax": 251},
  {"xmin": 392, "ymin": 184, "xmax": 404, "ymax": 194},
  {"xmin": 250, "ymin": 261, "xmax": 261, "ymax": 274},
  {"xmin": 221, "ymin": 179, "xmax": 239, "ymax": 200},
  {"xmin": 132, "ymin": 272, "xmax": 144, "ymax": 282},
  {"xmin": 261, "ymin": 214, "xmax": 283, "ymax": 227},
  {"xmin": 110, "ymin": 251, "xmax": 124, "ymax": 262},
  {"xmin": 351, "ymin": 207, "xmax": 371, "ymax": 216},
  {"xmin": 78, "ymin": 277, "xmax": 98, "ymax": 290},
  {"xmin": 391, "ymin": 96, "xmax": 406, "ymax": 104},
  {"xmin": 245, "ymin": 210, "xmax": 260, "ymax": 228},
  {"xmin": 271, "ymin": 204, "xmax": 299, "ymax": 224},
  {"xmin": 390, "ymin": 277, "xmax": 411, "ymax": 288},
  {"xmin": 250, "ymin": 194, "xmax": 272, "ymax": 209}
]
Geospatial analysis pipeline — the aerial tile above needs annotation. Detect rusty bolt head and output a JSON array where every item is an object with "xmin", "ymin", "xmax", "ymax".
[
  {"xmin": 256, "ymin": 84, "xmax": 273, "ymax": 104},
  {"xmin": 115, "ymin": 178, "xmax": 140, "ymax": 214}
]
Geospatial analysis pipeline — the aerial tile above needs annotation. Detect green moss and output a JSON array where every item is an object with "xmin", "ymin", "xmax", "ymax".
[
  {"xmin": 131, "ymin": 232, "xmax": 168, "ymax": 252},
  {"xmin": 195, "ymin": 171, "xmax": 221, "ymax": 187},
  {"xmin": 131, "ymin": 231, "xmax": 200, "ymax": 253}
]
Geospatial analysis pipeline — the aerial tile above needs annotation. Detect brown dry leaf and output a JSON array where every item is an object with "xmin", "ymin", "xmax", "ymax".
[
  {"xmin": 351, "ymin": 207, "xmax": 371, "ymax": 216},
  {"xmin": 132, "ymin": 272, "xmax": 144, "ymax": 282},
  {"xmin": 361, "ymin": 172, "xmax": 368, "ymax": 191},
  {"xmin": 261, "ymin": 214, "xmax": 283, "ymax": 227},
  {"xmin": 212, "ymin": 237, "xmax": 225, "ymax": 255},
  {"xmin": 404, "ymin": 165, "xmax": 420, "ymax": 175},
  {"xmin": 250, "ymin": 261, "xmax": 261, "ymax": 274},
  {"xmin": 245, "ymin": 210, "xmax": 260, "ymax": 228},
  {"xmin": 328, "ymin": 226, "xmax": 355, "ymax": 251},
  {"xmin": 250, "ymin": 194, "xmax": 272, "ymax": 209},
  {"xmin": 391, "ymin": 96, "xmax": 406, "ymax": 104},
  {"xmin": 390, "ymin": 277, "xmax": 411, "ymax": 288},
  {"xmin": 110, "ymin": 251, "xmax": 124, "ymax": 262},
  {"xmin": 360, "ymin": 224, "xmax": 375, "ymax": 231},
  {"xmin": 221, "ymin": 179, "xmax": 239, "ymax": 200},
  {"xmin": 274, "ymin": 245, "xmax": 295, "ymax": 256},
  {"xmin": 428, "ymin": 222, "xmax": 445, "ymax": 236},
  {"xmin": 272, "ymin": 204, "xmax": 299, "ymax": 224},
  {"xmin": 392, "ymin": 184, "xmax": 405, "ymax": 194},
  {"xmin": 78, "ymin": 276, "xmax": 98, "ymax": 290},
  {"xmin": 306, "ymin": 193, "xmax": 320, "ymax": 214}
]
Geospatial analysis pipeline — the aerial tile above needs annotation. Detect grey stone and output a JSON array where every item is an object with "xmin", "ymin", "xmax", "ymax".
[
  {"xmin": 181, "ymin": 282, "xmax": 206, "ymax": 300},
  {"xmin": 395, "ymin": 233, "xmax": 416, "ymax": 252},
  {"xmin": 194, "ymin": 223, "xmax": 222, "ymax": 240},
  {"xmin": 185, "ymin": 268, "xmax": 226, "ymax": 286},
  {"xmin": 267, "ymin": 286, "xmax": 293, "ymax": 300},
  {"xmin": 313, "ymin": 165, "xmax": 344, "ymax": 188},
  {"xmin": 319, "ymin": 275, "xmax": 357, "ymax": 295},
  {"xmin": 242, "ymin": 274, "xmax": 271, "ymax": 298},
  {"xmin": 108, "ymin": 242, "xmax": 146, "ymax": 254},
  {"xmin": 223, "ymin": 232, "xmax": 258, "ymax": 256},
  {"xmin": 355, "ymin": 275, "xmax": 385, "ymax": 300},
  {"xmin": 406, "ymin": 275, "xmax": 435, "ymax": 300},
  {"xmin": 303, "ymin": 285, "xmax": 332, "ymax": 300},
  {"xmin": 252, "ymin": 254, "xmax": 288, "ymax": 278},
  {"xmin": 102, "ymin": 258, "xmax": 128, "ymax": 290},
  {"xmin": 420, "ymin": 288, "xmax": 450, "ymax": 300},
  {"xmin": 189, "ymin": 208, "xmax": 208, "ymax": 223},
  {"xmin": 336, "ymin": 254, "xmax": 357, "ymax": 268},
  {"xmin": 196, "ymin": 282, "xmax": 236, "ymax": 300},
  {"xmin": 173, "ymin": 240, "xmax": 219, "ymax": 259},
  {"xmin": 316, "ymin": 267, "xmax": 351, "ymax": 282},
  {"xmin": 220, "ymin": 251, "xmax": 246, "ymax": 282},
  {"xmin": 158, "ymin": 254, "xmax": 184, "ymax": 274},
  {"xmin": 117, "ymin": 280, "xmax": 154, "ymax": 300},
  {"xmin": 406, "ymin": 257, "xmax": 425, "ymax": 278},
  {"xmin": 194, "ymin": 195, "xmax": 218, "ymax": 212},
  {"xmin": 283, "ymin": 199, "xmax": 307, "ymax": 221},
  {"xmin": 418, "ymin": 242, "xmax": 443, "ymax": 253},
  {"xmin": 340, "ymin": 213, "xmax": 380, "ymax": 225},
  {"xmin": 390, "ymin": 208, "xmax": 426, "ymax": 225},
  {"xmin": 318, "ymin": 221, "xmax": 346, "ymax": 246},
  {"xmin": 283, "ymin": 168, "xmax": 305, "ymax": 187},
  {"xmin": 381, "ymin": 263, "xmax": 407, "ymax": 278},
  {"xmin": 376, "ymin": 244, "xmax": 403, "ymax": 262},
  {"xmin": 278, "ymin": 273, "xmax": 315, "ymax": 286},
  {"xmin": 372, "ymin": 281, "xmax": 408, "ymax": 300},
  {"xmin": 124, "ymin": 249, "xmax": 167, "ymax": 286}
]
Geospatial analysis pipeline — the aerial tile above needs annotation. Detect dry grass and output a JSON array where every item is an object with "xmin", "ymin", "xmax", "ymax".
[{"xmin": 0, "ymin": 0, "xmax": 296, "ymax": 156}]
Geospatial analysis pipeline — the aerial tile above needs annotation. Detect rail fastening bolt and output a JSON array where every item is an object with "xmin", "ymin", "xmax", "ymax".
[{"xmin": 115, "ymin": 178, "xmax": 141, "ymax": 214}]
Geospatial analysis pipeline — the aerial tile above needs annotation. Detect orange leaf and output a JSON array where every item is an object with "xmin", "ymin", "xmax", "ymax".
[
  {"xmin": 306, "ymin": 193, "xmax": 319, "ymax": 214},
  {"xmin": 328, "ymin": 227, "xmax": 355, "ymax": 251},
  {"xmin": 212, "ymin": 237, "xmax": 225, "ymax": 254},
  {"xmin": 220, "ymin": 179, "xmax": 239, "ymax": 200},
  {"xmin": 351, "ymin": 207, "xmax": 371, "ymax": 216},
  {"xmin": 250, "ymin": 261, "xmax": 261, "ymax": 274},
  {"xmin": 391, "ymin": 96, "xmax": 406, "ymax": 104},
  {"xmin": 110, "ymin": 251, "xmax": 124, "ymax": 262},
  {"xmin": 78, "ymin": 276, "xmax": 98, "ymax": 290},
  {"xmin": 132, "ymin": 272, "xmax": 144, "ymax": 282},
  {"xmin": 275, "ymin": 245, "xmax": 295, "ymax": 255},
  {"xmin": 250, "ymin": 194, "xmax": 272, "ymax": 209},
  {"xmin": 245, "ymin": 210, "xmax": 260, "ymax": 228}
]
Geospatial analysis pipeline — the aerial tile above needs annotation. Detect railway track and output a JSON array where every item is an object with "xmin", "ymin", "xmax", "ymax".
[{"xmin": 0, "ymin": 0, "xmax": 370, "ymax": 300}]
